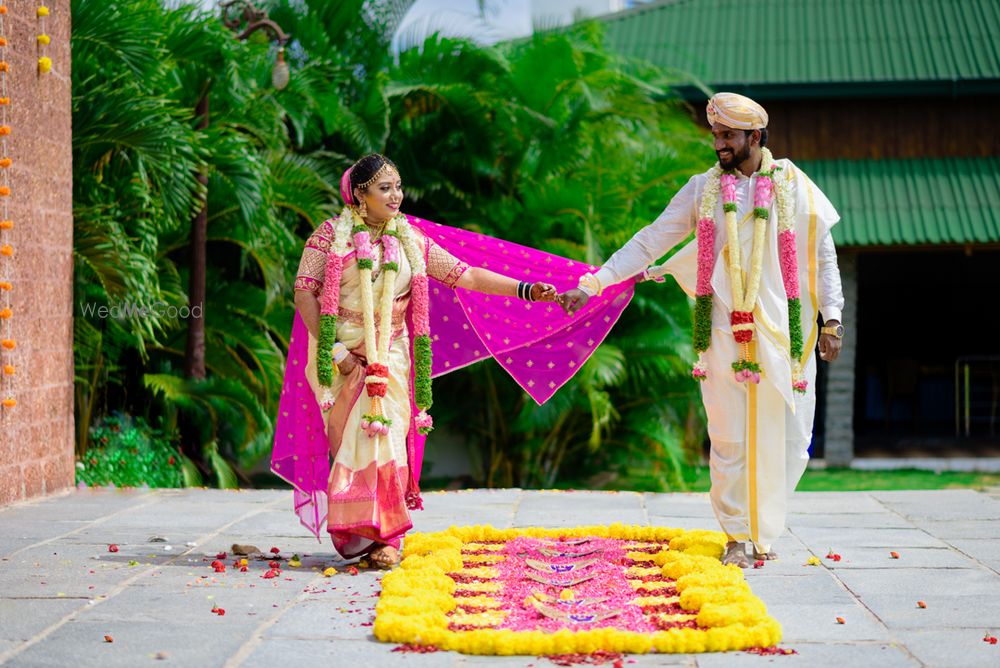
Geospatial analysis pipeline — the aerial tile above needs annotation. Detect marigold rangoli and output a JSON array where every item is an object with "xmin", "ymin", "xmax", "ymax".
[{"xmin": 374, "ymin": 524, "xmax": 781, "ymax": 655}]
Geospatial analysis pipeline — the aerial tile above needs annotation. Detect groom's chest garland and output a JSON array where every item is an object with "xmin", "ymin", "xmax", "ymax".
[
  {"xmin": 315, "ymin": 206, "xmax": 434, "ymax": 437},
  {"xmin": 691, "ymin": 148, "xmax": 807, "ymax": 393}
]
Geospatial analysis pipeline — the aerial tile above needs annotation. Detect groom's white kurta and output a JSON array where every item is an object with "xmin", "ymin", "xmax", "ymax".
[{"xmin": 587, "ymin": 159, "xmax": 843, "ymax": 553}]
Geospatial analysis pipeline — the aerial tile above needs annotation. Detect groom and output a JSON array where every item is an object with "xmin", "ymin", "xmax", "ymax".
[{"xmin": 559, "ymin": 93, "xmax": 845, "ymax": 567}]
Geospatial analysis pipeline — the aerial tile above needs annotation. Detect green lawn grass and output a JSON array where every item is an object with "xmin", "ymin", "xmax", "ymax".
[
  {"xmin": 421, "ymin": 467, "xmax": 1000, "ymax": 493},
  {"xmin": 606, "ymin": 467, "xmax": 1000, "ymax": 493}
]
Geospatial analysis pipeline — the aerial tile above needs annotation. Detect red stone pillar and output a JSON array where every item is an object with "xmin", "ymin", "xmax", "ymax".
[{"xmin": 0, "ymin": 1, "xmax": 73, "ymax": 505}]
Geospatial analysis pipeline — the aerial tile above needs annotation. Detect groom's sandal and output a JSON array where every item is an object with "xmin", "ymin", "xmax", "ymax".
[{"xmin": 722, "ymin": 542, "xmax": 750, "ymax": 568}]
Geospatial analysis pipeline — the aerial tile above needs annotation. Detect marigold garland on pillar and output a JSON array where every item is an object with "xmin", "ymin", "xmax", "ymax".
[
  {"xmin": 0, "ymin": 3, "xmax": 15, "ymax": 411},
  {"xmin": 37, "ymin": 4, "xmax": 51, "ymax": 74}
]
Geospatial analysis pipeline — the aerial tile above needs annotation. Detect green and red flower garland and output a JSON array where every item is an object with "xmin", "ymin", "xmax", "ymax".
[{"xmin": 316, "ymin": 207, "xmax": 434, "ymax": 436}]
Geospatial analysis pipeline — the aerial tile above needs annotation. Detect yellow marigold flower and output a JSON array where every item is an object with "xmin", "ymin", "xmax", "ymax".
[
  {"xmin": 453, "ymin": 581, "xmax": 501, "ymax": 593},
  {"xmin": 559, "ymin": 588, "xmax": 574, "ymax": 601},
  {"xmin": 38, "ymin": 57, "xmax": 52, "ymax": 73},
  {"xmin": 0, "ymin": 187, "xmax": 10, "ymax": 196},
  {"xmin": 38, "ymin": 6, "xmax": 50, "ymax": 17},
  {"xmin": 0, "ymin": 220, "xmax": 12, "ymax": 229},
  {"xmin": 0, "ymin": 244, "xmax": 13, "ymax": 256},
  {"xmin": 0, "ymin": 338, "xmax": 14, "ymax": 349},
  {"xmin": 462, "ymin": 553, "xmax": 503, "ymax": 564},
  {"xmin": 455, "ymin": 566, "xmax": 497, "ymax": 579},
  {"xmin": 805, "ymin": 556, "xmax": 822, "ymax": 566},
  {"xmin": 0, "ymin": 308, "xmax": 11, "ymax": 319},
  {"xmin": 0, "ymin": 126, "xmax": 10, "ymax": 136},
  {"xmin": 636, "ymin": 595, "xmax": 680, "ymax": 607},
  {"xmin": 3, "ymin": 365, "xmax": 14, "ymax": 375},
  {"xmin": 0, "ymin": 282, "xmax": 10, "ymax": 290},
  {"xmin": 323, "ymin": 567, "xmax": 337, "ymax": 576},
  {"xmin": 0, "ymin": 158, "xmax": 11, "ymax": 167},
  {"xmin": 1, "ymin": 397, "xmax": 15, "ymax": 408},
  {"xmin": 0, "ymin": 62, "xmax": 8, "ymax": 72},
  {"xmin": 0, "ymin": 7, "xmax": 8, "ymax": 16},
  {"xmin": 0, "ymin": 98, "xmax": 8, "ymax": 105},
  {"xmin": 37, "ymin": 34, "xmax": 51, "ymax": 46}
]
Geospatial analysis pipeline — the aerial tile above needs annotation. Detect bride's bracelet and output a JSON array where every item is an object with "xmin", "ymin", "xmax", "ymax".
[{"xmin": 517, "ymin": 280, "xmax": 536, "ymax": 302}]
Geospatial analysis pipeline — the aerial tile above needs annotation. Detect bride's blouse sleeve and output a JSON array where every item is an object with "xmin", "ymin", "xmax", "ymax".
[
  {"xmin": 423, "ymin": 234, "xmax": 469, "ymax": 289},
  {"xmin": 294, "ymin": 219, "xmax": 335, "ymax": 295}
]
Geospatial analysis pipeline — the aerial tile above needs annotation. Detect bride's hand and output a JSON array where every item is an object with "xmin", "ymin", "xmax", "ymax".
[
  {"xmin": 338, "ymin": 353, "xmax": 363, "ymax": 375},
  {"xmin": 530, "ymin": 282, "xmax": 557, "ymax": 302}
]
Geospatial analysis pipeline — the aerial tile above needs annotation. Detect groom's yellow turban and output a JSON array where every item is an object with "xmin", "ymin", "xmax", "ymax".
[{"xmin": 706, "ymin": 92, "xmax": 768, "ymax": 130}]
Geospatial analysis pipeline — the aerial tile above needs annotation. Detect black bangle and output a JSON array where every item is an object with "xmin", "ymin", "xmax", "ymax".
[{"xmin": 517, "ymin": 280, "xmax": 531, "ymax": 301}]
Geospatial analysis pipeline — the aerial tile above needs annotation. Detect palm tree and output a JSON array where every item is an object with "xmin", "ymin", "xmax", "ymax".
[{"xmin": 72, "ymin": 0, "xmax": 336, "ymax": 484}]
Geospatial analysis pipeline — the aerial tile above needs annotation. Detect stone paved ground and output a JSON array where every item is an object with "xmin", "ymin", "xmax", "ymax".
[{"xmin": 2, "ymin": 488, "xmax": 1000, "ymax": 667}]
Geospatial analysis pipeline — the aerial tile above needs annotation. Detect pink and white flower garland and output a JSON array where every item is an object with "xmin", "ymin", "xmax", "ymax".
[
  {"xmin": 692, "ymin": 148, "xmax": 806, "ymax": 393},
  {"xmin": 315, "ymin": 207, "xmax": 435, "ymax": 438}
]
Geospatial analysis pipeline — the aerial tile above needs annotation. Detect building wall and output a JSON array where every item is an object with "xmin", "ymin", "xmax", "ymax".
[
  {"xmin": 0, "ymin": 1, "xmax": 74, "ymax": 505},
  {"xmin": 823, "ymin": 250, "xmax": 858, "ymax": 465},
  {"xmin": 695, "ymin": 96, "xmax": 1000, "ymax": 161},
  {"xmin": 744, "ymin": 97, "xmax": 997, "ymax": 161}
]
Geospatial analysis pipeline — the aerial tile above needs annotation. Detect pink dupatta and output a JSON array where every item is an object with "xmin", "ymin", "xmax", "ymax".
[{"xmin": 271, "ymin": 170, "xmax": 635, "ymax": 541}]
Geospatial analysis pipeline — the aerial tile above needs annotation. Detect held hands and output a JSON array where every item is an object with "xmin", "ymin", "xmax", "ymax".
[
  {"xmin": 530, "ymin": 282, "xmax": 557, "ymax": 302},
  {"xmin": 337, "ymin": 352, "xmax": 365, "ymax": 375},
  {"xmin": 556, "ymin": 288, "xmax": 590, "ymax": 315}
]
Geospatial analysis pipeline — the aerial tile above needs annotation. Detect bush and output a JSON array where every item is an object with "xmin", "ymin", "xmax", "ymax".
[{"xmin": 76, "ymin": 415, "xmax": 184, "ymax": 488}]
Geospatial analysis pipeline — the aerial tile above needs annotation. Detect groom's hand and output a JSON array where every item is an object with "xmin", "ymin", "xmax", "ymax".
[{"xmin": 558, "ymin": 288, "xmax": 589, "ymax": 315}]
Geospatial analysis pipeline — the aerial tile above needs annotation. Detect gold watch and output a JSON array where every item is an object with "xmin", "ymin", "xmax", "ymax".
[{"xmin": 820, "ymin": 323, "xmax": 844, "ymax": 339}]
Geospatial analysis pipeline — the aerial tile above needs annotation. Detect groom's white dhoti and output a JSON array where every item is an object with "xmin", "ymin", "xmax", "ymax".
[{"xmin": 583, "ymin": 158, "xmax": 843, "ymax": 554}]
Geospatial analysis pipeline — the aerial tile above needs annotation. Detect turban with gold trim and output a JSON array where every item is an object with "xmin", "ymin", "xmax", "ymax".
[{"xmin": 706, "ymin": 92, "xmax": 768, "ymax": 130}]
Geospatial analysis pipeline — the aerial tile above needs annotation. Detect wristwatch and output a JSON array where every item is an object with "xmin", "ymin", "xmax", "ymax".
[{"xmin": 820, "ymin": 323, "xmax": 845, "ymax": 339}]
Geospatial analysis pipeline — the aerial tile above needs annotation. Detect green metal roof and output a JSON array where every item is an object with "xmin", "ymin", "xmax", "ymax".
[
  {"xmin": 602, "ymin": 0, "xmax": 1000, "ymax": 96},
  {"xmin": 797, "ymin": 157, "xmax": 1000, "ymax": 247}
]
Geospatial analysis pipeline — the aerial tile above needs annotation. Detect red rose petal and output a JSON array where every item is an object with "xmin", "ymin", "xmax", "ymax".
[
  {"xmin": 103, "ymin": 635, "xmax": 114, "ymax": 643},
  {"xmin": 108, "ymin": 544, "xmax": 119, "ymax": 553},
  {"xmin": 270, "ymin": 547, "xmax": 281, "ymax": 554}
]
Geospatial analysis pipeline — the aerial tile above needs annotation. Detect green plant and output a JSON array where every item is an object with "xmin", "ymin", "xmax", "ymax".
[{"xmin": 75, "ymin": 415, "xmax": 187, "ymax": 488}]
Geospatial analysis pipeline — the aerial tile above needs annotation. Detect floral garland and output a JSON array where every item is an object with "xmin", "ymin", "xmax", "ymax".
[
  {"xmin": 0, "ymin": 3, "xmax": 14, "ymax": 412},
  {"xmin": 315, "ymin": 206, "xmax": 434, "ymax": 436},
  {"xmin": 374, "ymin": 523, "xmax": 781, "ymax": 654},
  {"xmin": 691, "ymin": 148, "xmax": 806, "ymax": 393}
]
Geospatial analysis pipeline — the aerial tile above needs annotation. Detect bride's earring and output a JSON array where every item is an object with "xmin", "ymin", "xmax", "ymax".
[{"xmin": 358, "ymin": 197, "xmax": 368, "ymax": 219}]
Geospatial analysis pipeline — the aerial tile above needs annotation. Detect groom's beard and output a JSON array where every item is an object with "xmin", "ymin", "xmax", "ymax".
[{"xmin": 717, "ymin": 143, "xmax": 750, "ymax": 170}]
